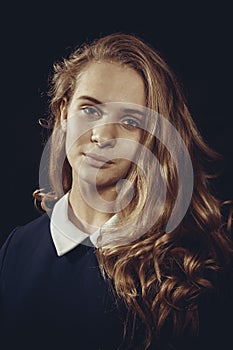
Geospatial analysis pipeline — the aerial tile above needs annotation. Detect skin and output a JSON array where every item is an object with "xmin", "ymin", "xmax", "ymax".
[{"xmin": 60, "ymin": 61, "xmax": 146, "ymax": 232}]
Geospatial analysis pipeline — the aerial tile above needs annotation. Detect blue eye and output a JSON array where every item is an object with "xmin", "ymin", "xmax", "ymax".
[
  {"xmin": 82, "ymin": 106, "xmax": 100, "ymax": 117},
  {"xmin": 123, "ymin": 118, "xmax": 139, "ymax": 128}
]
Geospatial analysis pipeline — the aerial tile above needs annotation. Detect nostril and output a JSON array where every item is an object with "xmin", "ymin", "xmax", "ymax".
[{"xmin": 90, "ymin": 133, "xmax": 116, "ymax": 148}]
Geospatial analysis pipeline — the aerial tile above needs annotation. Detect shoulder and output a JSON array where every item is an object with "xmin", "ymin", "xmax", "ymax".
[
  {"xmin": 6, "ymin": 213, "xmax": 50, "ymax": 245},
  {"xmin": 22, "ymin": 212, "xmax": 50, "ymax": 232},
  {"xmin": 0, "ymin": 213, "xmax": 51, "ymax": 269}
]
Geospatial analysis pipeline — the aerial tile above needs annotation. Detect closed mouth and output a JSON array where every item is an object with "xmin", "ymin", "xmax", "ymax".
[{"xmin": 84, "ymin": 153, "xmax": 114, "ymax": 164}]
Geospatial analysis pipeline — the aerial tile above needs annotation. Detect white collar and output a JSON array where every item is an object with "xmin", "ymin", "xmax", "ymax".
[{"xmin": 50, "ymin": 192, "xmax": 117, "ymax": 256}]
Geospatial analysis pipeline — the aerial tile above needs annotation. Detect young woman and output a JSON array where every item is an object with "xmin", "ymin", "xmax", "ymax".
[{"xmin": 0, "ymin": 33, "xmax": 232, "ymax": 350}]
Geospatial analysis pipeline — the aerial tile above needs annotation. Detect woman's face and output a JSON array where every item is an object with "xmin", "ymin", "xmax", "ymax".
[{"xmin": 61, "ymin": 61, "xmax": 146, "ymax": 190}]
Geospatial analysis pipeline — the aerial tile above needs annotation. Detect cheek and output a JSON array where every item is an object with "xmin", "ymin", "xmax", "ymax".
[
  {"xmin": 65, "ymin": 112, "xmax": 93, "ymax": 149},
  {"xmin": 115, "ymin": 159, "xmax": 132, "ymax": 176},
  {"xmin": 113, "ymin": 138, "xmax": 141, "ymax": 164},
  {"xmin": 65, "ymin": 128, "xmax": 90, "ymax": 155}
]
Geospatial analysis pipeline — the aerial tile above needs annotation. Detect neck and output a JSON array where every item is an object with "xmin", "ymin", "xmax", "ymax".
[{"xmin": 68, "ymin": 176, "xmax": 116, "ymax": 233}]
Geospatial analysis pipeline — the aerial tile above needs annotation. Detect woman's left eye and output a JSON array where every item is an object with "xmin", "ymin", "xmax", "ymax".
[{"xmin": 122, "ymin": 119, "xmax": 139, "ymax": 128}]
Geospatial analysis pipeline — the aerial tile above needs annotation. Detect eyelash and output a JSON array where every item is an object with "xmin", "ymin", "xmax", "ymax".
[
  {"xmin": 81, "ymin": 106, "xmax": 140, "ymax": 129},
  {"xmin": 81, "ymin": 106, "xmax": 101, "ymax": 117},
  {"xmin": 122, "ymin": 118, "xmax": 140, "ymax": 128}
]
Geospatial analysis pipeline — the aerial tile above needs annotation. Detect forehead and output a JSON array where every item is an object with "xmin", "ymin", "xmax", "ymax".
[{"xmin": 72, "ymin": 61, "xmax": 146, "ymax": 106}]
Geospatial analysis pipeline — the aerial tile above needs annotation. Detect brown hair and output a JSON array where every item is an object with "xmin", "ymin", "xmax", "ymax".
[{"xmin": 34, "ymin": 33, "xmax": 233, "ymax": 349}]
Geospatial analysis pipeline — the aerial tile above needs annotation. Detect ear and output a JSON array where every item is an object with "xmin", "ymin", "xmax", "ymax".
[{"xmin": 60, "ymin": 98, "xmax": 68, "ymax": 132}]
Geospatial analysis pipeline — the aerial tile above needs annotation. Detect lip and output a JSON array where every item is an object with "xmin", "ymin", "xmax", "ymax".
[{"xmin": 84, "ymin": 153, "xmax": 114, "ymax": 166}]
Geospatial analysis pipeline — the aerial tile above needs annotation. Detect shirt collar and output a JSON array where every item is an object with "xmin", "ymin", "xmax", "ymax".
[{"xmin": 50, "ymin": 192, "xmax": 117, "ymax": 256}]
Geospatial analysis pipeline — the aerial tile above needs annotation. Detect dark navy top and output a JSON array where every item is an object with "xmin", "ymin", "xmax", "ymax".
[
  {"xmin": 0, "ymin": 214, "xmax": 127, "ymax": 350},
  {"xmin": 0, "ymin": 213, "xmax": 233, "ymax": 350}
]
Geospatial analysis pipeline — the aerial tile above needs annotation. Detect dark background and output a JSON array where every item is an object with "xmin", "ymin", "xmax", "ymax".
[{"xmin": 1, "ymin": 2, "xmax": 232, "ymax": 246}]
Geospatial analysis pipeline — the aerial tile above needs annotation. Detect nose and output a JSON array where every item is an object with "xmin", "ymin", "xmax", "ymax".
[{"xmin": 91, "ymin": 124, "xmax": 117, "ymax": 148}]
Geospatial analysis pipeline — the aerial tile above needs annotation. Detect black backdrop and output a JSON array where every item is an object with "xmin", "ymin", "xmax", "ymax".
[{"xmin": 1, "ymin": 2, "xmax": 232, "ymax": 246}]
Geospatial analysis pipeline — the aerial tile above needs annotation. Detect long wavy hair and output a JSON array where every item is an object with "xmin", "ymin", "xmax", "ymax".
[{"xmin": 34, "ymin": 33, "xmax": 233, "ymax": 349}]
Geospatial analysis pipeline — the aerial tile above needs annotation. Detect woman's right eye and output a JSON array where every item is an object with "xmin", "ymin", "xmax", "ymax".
[{"xmin": 81, "ymin": 106, "xmax": 100, "ymax": 117}]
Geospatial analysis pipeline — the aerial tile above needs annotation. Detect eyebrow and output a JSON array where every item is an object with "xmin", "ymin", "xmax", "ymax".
[
  {"xmin": 78, "ymin": 95, "xmax": 145, "ymax": 117},
  {"xmin": 78, "ymin": 95, "xmax": 103, "ymax": 105},
  {"xmin": 123, "ymin": 108, "xmax": 145, "ymax": 117}
]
